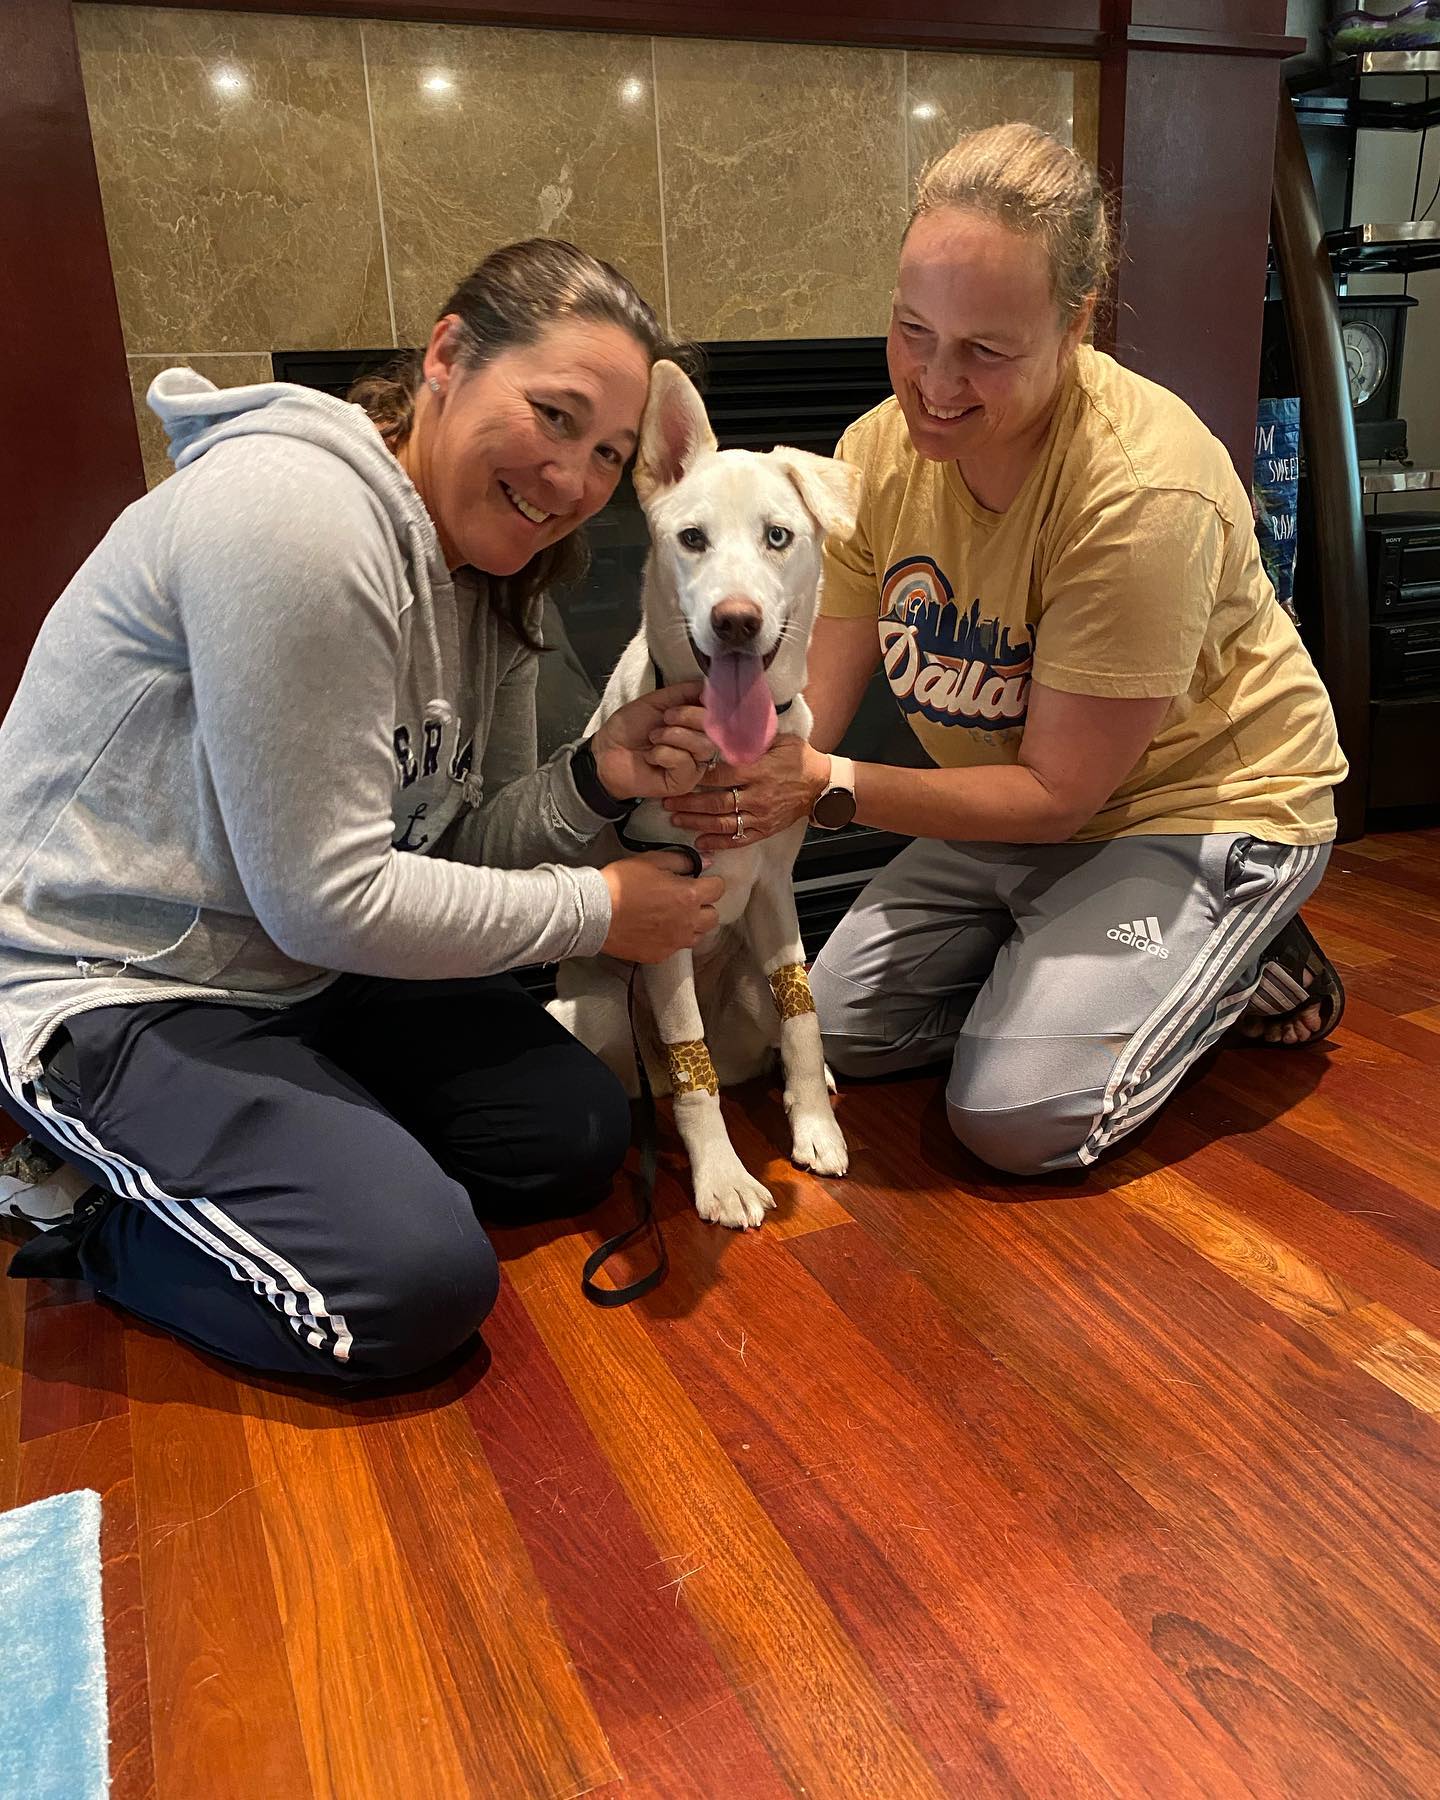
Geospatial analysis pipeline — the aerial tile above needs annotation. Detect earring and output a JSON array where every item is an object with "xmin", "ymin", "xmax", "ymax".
[{"xmin": 428, "ymin": 377, "xmax": 440, "ymax": 393}]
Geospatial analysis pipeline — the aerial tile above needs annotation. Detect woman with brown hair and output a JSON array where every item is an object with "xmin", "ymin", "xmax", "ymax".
[
  {"xmin": 664, "ymin": 125, "xmax": 1347, "ymax": 1175},
  {"xmin": 0, "ymin": 239, "xmax": 721, "ymax": 1383}
]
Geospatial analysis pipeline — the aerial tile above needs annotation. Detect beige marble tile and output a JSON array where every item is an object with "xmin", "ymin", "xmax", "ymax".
[
  {"xmin": 654, "ymin": 37, "xmax": 906, "ymax": 341},
  {"xmin": 128, "ymin": 353, "xmax": 273, "ymax": 487},
  {"xmin": 906, "ymin": 52, "xmax": 1100, "ymax": 196},
  {"xmin": 75, "ymin": 5, "xmax": 391, "ymax": 355},
  {"xmin": 363, "ymin": 23, "xmax": 666, "ymax": 346}
]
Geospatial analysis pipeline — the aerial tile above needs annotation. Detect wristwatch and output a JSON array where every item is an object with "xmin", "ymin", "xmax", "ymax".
[
  {"xmin": 809, "ymin": 754, "xmax": 857, "ymax": 831},
  {"xmin": 570, "ymin": 736, "xmax": 636, "ymax": 823}
]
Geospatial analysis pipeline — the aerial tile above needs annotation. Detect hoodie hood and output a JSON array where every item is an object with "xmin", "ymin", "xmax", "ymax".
[{"xmin": 148, "ymin": 369, "xmax": 459, "ymax": 728}]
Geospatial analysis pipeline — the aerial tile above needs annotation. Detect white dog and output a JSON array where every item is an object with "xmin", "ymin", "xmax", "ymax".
[{"xmin": 550, "ymin": 361, "xmax": 862, "ymax": 1229}]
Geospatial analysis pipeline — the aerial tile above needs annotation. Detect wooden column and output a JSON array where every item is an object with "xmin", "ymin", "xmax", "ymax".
[
  {"xmin": 0, "ymin": 0, "xmax": 144, "ymax": 709},
  {"xmin": 1270, "ymin": 90, "xmax": 1370, "ymax": 840},
  {"xmin": 1097, "ymin": 1, "xmax": 1299, "ymax": 478},
  {"xmin": 0, "ymin": 0, "xmax": 144, "ymax": 711}
]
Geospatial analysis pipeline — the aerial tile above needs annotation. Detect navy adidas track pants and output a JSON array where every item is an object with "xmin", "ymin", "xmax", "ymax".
[{"xmin": 2, "ymin": 975, "xmax": 630, "ymax": 1384}]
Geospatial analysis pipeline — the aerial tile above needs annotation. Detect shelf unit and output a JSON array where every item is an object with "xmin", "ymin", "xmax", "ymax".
[
  {"xmin": 1294, "ymin": 48, "xmax": 1440, "ymax": 132},
  {"xmin": 1363, "ymin": 466, "xmax": 1440, "ymax": 493},
  {"xmin": 1326, "ymin": 218, "xmax": 1440, "ymax": 273},
  {"xmin": 1270, "ymin": 49, "xmax": 1440, "ymax": 832}
]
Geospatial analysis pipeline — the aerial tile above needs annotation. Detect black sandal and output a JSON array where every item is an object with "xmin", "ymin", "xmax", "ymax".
[{"xmin": 1239, "ymin": 914, "xmax": 1345, "ymax": 1045}]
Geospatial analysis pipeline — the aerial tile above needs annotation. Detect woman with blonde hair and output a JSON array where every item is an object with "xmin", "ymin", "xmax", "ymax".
[{"xmin": 663, "ymin": 124, "xmax": 1346, "ymax": 1175}]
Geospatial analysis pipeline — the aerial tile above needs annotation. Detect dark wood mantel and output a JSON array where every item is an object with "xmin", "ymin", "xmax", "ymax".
[
  {"xmin": 78, "ymin": 0, "xmax": 1300, "ymax": 56},
  {"xmin": 2, "ymin": 0, "xmax": 1298, "ymax": 703}
]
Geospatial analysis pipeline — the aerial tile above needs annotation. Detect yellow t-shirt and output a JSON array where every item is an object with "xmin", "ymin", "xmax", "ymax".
[{"xmin": 822, "ymin": 346, "xmax": 1346, "ymax": 845}]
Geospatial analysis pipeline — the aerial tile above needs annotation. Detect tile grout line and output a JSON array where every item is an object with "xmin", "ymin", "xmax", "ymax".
[
  {"xmin": 649, "ymin": 36, "xmax": 674, "ymax": 337},
  {"xmin": 900, "ymin": 48, "xmax": 911, "ymax": 213},
  {"xmin": 128, "ymin": 351, "xmax": 271, "ymax": 362},
  {"xmin": 360, "ymin": 22, "xmax": 400, "ymax": 347}
]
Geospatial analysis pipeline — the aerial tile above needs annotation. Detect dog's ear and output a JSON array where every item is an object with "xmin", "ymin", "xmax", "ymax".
[
  {"xmin": 769, "ymin": 447, "xmax": 864, "ymax": 541},
  {"xmin": 634, "ymin": 361, "xmax": 717, "ymax": 505}
]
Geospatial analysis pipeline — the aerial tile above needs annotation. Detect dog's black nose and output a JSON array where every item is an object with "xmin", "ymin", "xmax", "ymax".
[{"xmin": 710, "ymin": 599, "xmax": 763, "ymax": 648}]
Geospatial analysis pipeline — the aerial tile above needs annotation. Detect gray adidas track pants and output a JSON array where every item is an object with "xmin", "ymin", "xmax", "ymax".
[{"xmin": 809, "ymin": 832, "xmax": 1331, "ymax": 1175}]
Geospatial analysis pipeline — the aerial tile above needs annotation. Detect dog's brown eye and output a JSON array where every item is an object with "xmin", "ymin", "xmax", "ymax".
[
  {"xmin": 678, "ymin": 527, "xmax": 708, "ymax": 552},
  {"xmin": 765, "ymin": 525, "xmax": 794, "ymax": 550}
]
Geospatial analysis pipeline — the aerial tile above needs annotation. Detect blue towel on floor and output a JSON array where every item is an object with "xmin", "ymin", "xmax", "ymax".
[{"xmin": 0, "ymin": 1488, "xmax": 108, "ymax": 1799}]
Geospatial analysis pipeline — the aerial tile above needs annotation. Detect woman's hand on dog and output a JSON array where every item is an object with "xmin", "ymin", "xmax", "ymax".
[
  {"xmin": 593, "ymin": 683, "xmax": 719, "ymax": 801},
  {"xmin": 600, "ymin": 851, "xmax": 725, "ymax": 962},
  {"xmin": 661, "ymin": 735, "xmax": 829, "ymax": 853}
]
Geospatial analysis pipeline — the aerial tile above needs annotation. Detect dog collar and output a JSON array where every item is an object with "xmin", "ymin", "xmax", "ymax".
[{"xmin": 650, "ymin": 658, "xmax": 794, "ymax": 716}]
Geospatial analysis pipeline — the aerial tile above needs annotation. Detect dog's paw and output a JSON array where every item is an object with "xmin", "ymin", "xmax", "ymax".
[
  {"xmin": 790, "ymin": 1111, "xmax": 849, "ymax": 1178},
  {"xmin": 694, "ymin": 1163, "xmax": 775, "ymax": 1231}
]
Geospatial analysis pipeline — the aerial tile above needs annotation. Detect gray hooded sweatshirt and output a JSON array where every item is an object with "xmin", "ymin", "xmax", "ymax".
[{"xmin": 0, "ymin": 371, "xmax": 613, "ymax": 1083}]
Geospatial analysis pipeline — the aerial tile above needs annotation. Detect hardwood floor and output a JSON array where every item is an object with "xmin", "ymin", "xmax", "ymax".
[{"xmin": 6, "ymin": 829, "xmax": 1440, "ymax": 1798}]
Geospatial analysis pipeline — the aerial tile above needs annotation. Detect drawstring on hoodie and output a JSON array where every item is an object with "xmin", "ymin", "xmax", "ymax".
[
  {"xmin": 410, "ymin": 520, "xmax": 458, "ymax": 734},
  {"xmin": 77, "ymin": 907, "xmax": 204, "ymax": 979},
  {"xmin": 406, "ymin": 519, "xmax": 480, "ymax": 808}
]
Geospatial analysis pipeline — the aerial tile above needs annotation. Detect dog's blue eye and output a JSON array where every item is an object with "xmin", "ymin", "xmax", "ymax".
[
  {"xmin": 678, "ymin": 527, "xmax": 708, "ymax": 552},
  {"xmin": 765, "ymin": 525, "xmax": 793, "ymax": 550}
]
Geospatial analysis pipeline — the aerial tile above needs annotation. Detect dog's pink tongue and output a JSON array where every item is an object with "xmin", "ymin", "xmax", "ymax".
[{"xmin": 702, "ymin": 651, "xmax": 777, "ymax": 768}]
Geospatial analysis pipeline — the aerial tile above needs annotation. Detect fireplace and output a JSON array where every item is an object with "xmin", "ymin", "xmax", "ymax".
[{"xmin": 273, "ymin": 338, "xmax": 922, "ymax": 956}]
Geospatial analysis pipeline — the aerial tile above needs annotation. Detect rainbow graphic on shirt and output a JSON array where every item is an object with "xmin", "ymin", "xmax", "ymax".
[{"xmin": 879, "ymin": 555, "xmax": 1034, "ymax": 733}]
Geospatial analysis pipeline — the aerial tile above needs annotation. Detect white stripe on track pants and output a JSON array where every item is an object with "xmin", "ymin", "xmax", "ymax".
[{"xmin": 809, "ymin": 831, "xmax": 1331, "ymax": 1175}]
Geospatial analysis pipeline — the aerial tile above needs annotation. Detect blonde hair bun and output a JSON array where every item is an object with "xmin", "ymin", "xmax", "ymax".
[{"xmin": 910, "ymin": 122, "xmax": 1113, "ymax": 323}]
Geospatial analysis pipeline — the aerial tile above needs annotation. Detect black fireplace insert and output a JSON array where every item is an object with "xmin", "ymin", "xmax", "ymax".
[{"xmin": 272, "ymin": 338, "xmax": 924, "ymax": 957}]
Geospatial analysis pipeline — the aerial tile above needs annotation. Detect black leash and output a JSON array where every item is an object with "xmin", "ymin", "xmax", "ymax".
[{"xmin": 580, "ymin": 830, "xmax": 704, "ymax": 1308}]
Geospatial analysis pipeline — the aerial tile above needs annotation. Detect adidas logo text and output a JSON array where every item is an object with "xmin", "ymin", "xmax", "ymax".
[{"xmin": 1107, "ymin": 915, "xmax": 1170, "ymax": 959}]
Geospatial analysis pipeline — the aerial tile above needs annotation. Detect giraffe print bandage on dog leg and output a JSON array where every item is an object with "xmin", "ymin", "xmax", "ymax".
[
  {"xmin": 768, "ymin": 962, "xmax": 817, "ymax": 1021},
  {"xmin": 666, "ymin": 1039, "xmax": 719, "ymax": 1097}
]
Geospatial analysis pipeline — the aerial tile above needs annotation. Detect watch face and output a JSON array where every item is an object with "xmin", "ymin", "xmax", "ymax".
[
  {"xmin": 1343, "ymin": 319, "xmax": 1388, "ymax": 410},
  {"xmin": 812, "ymin": 786, "xmax": 856, "ymax": 830}
]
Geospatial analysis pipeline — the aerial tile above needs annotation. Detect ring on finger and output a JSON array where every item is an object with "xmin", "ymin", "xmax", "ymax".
[{"xmin": 732, "ymin": 810, "xmax": 746, "ymax": 842}]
